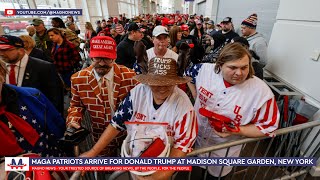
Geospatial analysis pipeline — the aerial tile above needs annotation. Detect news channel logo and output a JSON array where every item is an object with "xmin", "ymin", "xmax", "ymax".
[
  {"xmin": 5, "ymin": 157, "xmax": 29, "ymax": 171},
  {"xmin": 4, "ymin": 9, "xmax": 16, "ymax": 16},
  {"xmin": 4, "ymin": 9, "xmax": 82, "ymax": 16}
]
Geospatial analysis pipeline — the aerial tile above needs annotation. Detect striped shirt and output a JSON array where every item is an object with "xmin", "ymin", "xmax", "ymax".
[
  {"xmin": 115, "ymin": 24, "xmax": 124, "ymax": 35},
  {"xmin": 186, "ymin": 63, "xmax": 279, "ymax": 176}
]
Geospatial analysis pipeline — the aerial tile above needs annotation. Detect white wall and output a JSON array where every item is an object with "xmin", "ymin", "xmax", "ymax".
[
  {"xmin": 215, "ymin": 0, "xmax": 280, "ymax": 42},
  {"xmin": 266, "ymin": 0, "xmax": 320, "ymax": 107},
  {"xmin": 204, "ymin": 0, "xmax": 218, "ymax": 21},
  {"xmin": 192, "ymin": 0, "xmax": 279, "ymax": 42},
  {"xmin": 193, "ymin": 0, "xmax": 218, "ymax": 21}
]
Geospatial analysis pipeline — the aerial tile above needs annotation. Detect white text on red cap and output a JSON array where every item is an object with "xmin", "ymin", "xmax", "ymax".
[
  {"xmin": 91, "ymin": 39, "xmax": 115, "ymax": 50},
  {"xmin": 91, "ymin": 39, "xmax": 115, "ymax": 45}
]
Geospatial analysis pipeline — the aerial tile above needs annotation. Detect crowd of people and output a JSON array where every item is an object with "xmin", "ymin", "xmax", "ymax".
[{"xmin": 0, "ymin": 13, "xmax": 279, "ymax": 180}]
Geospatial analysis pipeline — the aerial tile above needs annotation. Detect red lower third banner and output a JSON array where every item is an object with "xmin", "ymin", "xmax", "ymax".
[{"xmin": 30, "ymin": 166, "xmax": 192, "ymax": 171}]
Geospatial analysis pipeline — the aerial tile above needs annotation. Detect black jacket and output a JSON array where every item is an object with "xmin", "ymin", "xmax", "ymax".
[
  {"xmin": 22, "ymin": 56, "xmax": 64, "ymax": 114},
  {"xmin": 113, "ymin": 34, "xmax": 122, "ymax": 46},
  {"xmin": 29, "ymin": 48, "xmax": 53, "ymax": 63},
  {"xmin": 216, "ymin": 30, "xmax": 239, "ymax": 43},
  {"xmin": 116, "ymin": 36, "xmax": 136, "ymax": 69}
]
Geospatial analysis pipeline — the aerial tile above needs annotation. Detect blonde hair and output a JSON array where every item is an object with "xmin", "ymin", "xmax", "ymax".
[
  {"xmin": 215, "ymin": 42, "xmax": 254, "ymax": 79},
  {"xmin": 19, "ymin": 35, "xmax": 36, "ymax": 50},
  {"xmin": 85, "ymin": 22, "xmax": 95, "ymax": 32}
]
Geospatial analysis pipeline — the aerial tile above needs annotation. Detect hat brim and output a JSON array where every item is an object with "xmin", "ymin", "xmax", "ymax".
[
  {"xmin": 134, "ymin": 74, "xmax": 191, "ymax": 86},
  {"xmin": 128, "ymin": 28, "xmax": 141, "ymax": 32},
  {"xmin": 154, "ymin": 32, "xmax": 169, "ymax": 37},
  {"xmin": 89, "ymin": 51, "xmax": 117, "ymax": 59},
  {"xmin": 0, "ymin": 45, "xmax": 15, "ymax": 50}
]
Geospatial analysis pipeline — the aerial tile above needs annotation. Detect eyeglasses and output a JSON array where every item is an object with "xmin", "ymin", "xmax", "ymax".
[{"xmin": 92, "ymin": 58, "xmax": 114, "ymax": 63}]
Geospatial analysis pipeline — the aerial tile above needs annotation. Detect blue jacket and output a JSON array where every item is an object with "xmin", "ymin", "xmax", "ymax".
[{"xmin": 9, "ymin": 84, "xmax": 65, "ymax": 138}]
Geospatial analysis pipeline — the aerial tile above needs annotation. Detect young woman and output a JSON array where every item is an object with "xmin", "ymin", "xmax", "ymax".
[
  {"xmin": 168, "ymin": 25, "xmax": 182, "ymax": 53},
  {"xmin": 47, "ymin": 28, "xmax": 81, "ymax": 88},
  {"xmin": 84, "ymin": 22, "xmax": 97, "ymax": 49},
  {"xmin": 186, "ymin": 43, "xmax": 279, "ymax": 179},
  {"xmin": 190, "ymin": 19, "xmax": 205, "ymax": 43}
]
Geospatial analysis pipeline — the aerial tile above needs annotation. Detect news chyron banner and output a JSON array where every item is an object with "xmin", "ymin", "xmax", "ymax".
[
  {"xmin": 5, "ymin": 157, "xmax": 316, "ymax": 172},
  {"xmin": 4, "ymin": 9, "xmax": 82, "ymax": 16}
]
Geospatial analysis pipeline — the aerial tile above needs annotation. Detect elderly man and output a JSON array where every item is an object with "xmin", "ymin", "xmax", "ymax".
[
  {"xmin": 81, "ymin": 34, "xmax": 198, "ymax": 180},
  {"xmin": 67, "ymin": 36, "xmax": 137, "ymax": 157},
  {"xmin": 26, "ymin": 25, "xmax": 36, "ymax": 37},
  {"xmin": 186, "ymin": 42, "xmax": 279, "ymax": 179}
]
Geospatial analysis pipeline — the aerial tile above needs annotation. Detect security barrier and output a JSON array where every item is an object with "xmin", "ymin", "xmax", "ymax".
[{"xmin": 106, "ymin": 120, "xmax": 320, "ymax": 180}]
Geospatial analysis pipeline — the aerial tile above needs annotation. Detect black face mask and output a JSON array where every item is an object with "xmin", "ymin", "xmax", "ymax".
[{"xmin": 106, "ymin": 24, "xmax": 112, "ymax": 28}]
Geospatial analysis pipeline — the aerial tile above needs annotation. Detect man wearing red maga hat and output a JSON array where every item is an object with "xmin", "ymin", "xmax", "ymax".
[{"xmin": 66, "ymin": 36, "xmax": 137, "ymax": 157}]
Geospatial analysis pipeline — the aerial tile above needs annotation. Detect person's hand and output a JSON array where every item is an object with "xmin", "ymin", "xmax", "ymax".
[
  {"xmin": 80, "ymin": 149, "xmax": 97, "ymax": 158},
  {"xmin": 79, "ymin": 149, "xmax": 97, "ymax": 176},
  {"xmin": 67, "ymin": 122, "xmax": 81, "ymax": 129},
  {"xmin": 213, "ymin": 128, "xmax": 233, "ymax": 138}
]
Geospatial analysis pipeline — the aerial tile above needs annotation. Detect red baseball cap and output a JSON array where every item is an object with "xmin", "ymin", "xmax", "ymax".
[
  {"xmin": 0, "ymin": 35, "xmax": 24, "ymax": 50},
  {"xmin": 113, "ymin": 17, "xmax": 119, "ymax": 24},
  {"xmin": 89, "ymin": 36, "xmax": 117, "ymax": 59},
  {"xmin": 180, "ymin": 24, "xmax": 189, "ymax": 31},
  {"xmin": 168, "ymin": 19, "xmax": 175, "ymax": 25}
]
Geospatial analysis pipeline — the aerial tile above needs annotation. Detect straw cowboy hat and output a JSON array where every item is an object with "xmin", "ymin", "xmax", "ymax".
[{"xmin": 134, "ymin": 57, "xmax": 191, "ymax": 86}]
